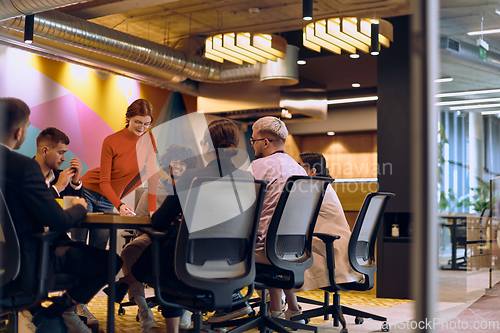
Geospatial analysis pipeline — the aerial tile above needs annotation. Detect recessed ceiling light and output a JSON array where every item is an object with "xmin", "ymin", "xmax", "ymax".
[
  {"xmin": 435, "ymin": 77, "xmax": 453, "ymax": 83},
  {"xmin": 297, "ymin": 59, "xmax": 306, "ymax": 65},
  {"xmin": 327, "ymin": 131, "xmax": 335, "ymax": 136},
  {"xmin": 352, "ymin": 83, "xmax": 361, "ymax": 88},
  {"xmin": 371, "ymin": 51, "xmax": 379, "ymax": 56},
  {"xmin": 350, "ymin": 54, "xmax": 360, "ymax": 59}
]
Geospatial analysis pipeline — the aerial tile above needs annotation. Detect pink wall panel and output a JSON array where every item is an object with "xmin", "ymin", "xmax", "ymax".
[{"xmin": 30, "ymin": 94, "xmax": 114, "ymax": 169}]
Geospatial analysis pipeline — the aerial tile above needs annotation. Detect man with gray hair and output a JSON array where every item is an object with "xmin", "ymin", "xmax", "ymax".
[{"xmin": 248, "ymin": 116, "xmax": 307, "ymax": 323}]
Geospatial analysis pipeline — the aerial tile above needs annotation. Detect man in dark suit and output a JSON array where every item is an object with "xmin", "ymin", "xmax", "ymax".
[
  {"xmin": 34, "ymin": 127, "xmax": 84, "ymax": 199},
  {"xmin": 0, "ymin": 97, "xmax": 122, "ymax": 333},
  {"xmin": 34, "ymin": 127, "xmax": 102, "ymax": 327}
]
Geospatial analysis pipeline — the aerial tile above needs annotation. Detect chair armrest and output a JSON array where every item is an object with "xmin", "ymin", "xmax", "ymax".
[
  {"xmin": 233, "ymin": 283, "xmax": 254, "ymax": 308},
  {"xmin": 312, "ymin": 233, "xmax": 341, "ymax": 287},
  {"xmin": 313, "ymin": 233, "xmax": 340, "ymax": 243},
  {"xmin": 31, "ymin": 231, "xmax": 60, "ymax": 244},
  {"xmin": 138, "ymin": 227, "xmax": 170, "ymax": 240}
]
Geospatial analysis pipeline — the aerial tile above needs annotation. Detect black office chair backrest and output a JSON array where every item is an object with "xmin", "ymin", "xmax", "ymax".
[
  {"xmin": 480, "ymin": 207, "xmax": 492, "ymax": 227},
  {"xmin": 348, "ymin": 192, "xmax": 394, "ymax": 289},
  {"xmin": 175, "ymin": 175, "xmax": 266, "ymax": 309},
  {"xmin": 264, "ymin": 176, "xmax": 332, "ymax": 287},
  {"xmin": 0, "ymin": 187, "xmax": 21, "ymax": 288}
]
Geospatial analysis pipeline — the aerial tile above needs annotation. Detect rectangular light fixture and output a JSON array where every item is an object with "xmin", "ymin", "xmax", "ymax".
[
  {"xmin": 436, "ymin": 88, "xmax": 500, "ymax": 98},
  {"xmin": 450, "ymin": 103, "xmax": 500, "ymax": 110},
  {"xmin": 481, "ymin": 110, "xmax": 500, "ymax": 115},
  {"xmin": 436, "ymin": 97, "xmax": 500, "ymax": 106},
  {"xmin": 327, "ymin": 95, "xmax": 378, "ymax": 105},
  {"xmin": 434, "ymin": 77, "xmax": 453, "ymax": 83},
  {"xmin": 468, "ymin": 28, "xmax": 500, "ymax": 36}
]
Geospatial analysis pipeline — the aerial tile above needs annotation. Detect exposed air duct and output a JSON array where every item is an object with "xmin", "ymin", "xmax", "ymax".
[
  {"xmin": 0, "ymin": 0, "xmax": 88, "ymax": 21},
  {"xmin": 440, "ymin": 35, "xmax": 500, "ymax": 73},
  {"xmin": 0, "ymin": 11, "xmax": 260, "ymax": 90}
]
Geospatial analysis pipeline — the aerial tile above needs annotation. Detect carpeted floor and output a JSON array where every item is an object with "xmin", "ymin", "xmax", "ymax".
[{"xmin": 85, "ymin": 289, "xmax": 410, "ymax": 332}]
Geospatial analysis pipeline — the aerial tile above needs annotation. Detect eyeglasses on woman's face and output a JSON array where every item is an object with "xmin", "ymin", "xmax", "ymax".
[{"xmin": 133, "ymin": 120, "xmax": 151, "ymax": 129}]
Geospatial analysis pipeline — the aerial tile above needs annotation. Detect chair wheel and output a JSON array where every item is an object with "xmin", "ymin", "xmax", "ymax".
[
  {"xmin": 381, "ymin": 322, "xmax": 390, "ymax": 332},
  {"xmin": 117, "ymin": 308, "xmax": 125, "ymax": 316},
  {"xmin": 136, "ymin": 314, "xmax": 140, "ymax": 322},
  {"xmin": 354, "ymin": 317, "xmax": 364, "ymax": 324},
  {"xmin": 340, "ymin": 329, "xmax": 348, "ymax": 333},
  {"xmin": 249, "ymin": 309, "xmax": 256, "ymax": 317}
]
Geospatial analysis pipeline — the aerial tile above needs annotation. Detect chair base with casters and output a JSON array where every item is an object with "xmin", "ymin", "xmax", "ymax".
[
  {"xmin": 291, "ymin": 192, "xmax": 395, "ymax": 333},
  {"xmin": 210, "ymin": 287, "xmax": 317, "ymax": 333},
  {"xmin": 295, "ymin": 291, "xmax": 389, "ymax": 333}
]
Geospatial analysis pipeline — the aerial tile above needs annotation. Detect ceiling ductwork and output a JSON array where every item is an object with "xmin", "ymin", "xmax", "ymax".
[
  {"xmin": 440, "ymin": 35, "xmax": 500, "ymax": 73},
  {"xmin": 0, "ymin": 0, "xmax": 88, "ymax": 21},
  {"xmin": 0, "ymin": 10, "xmax": 260, "ymax": 92}
]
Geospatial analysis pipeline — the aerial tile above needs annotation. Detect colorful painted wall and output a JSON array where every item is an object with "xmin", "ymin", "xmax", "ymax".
[{"xmin": 0, "ymin": 45, "xmax": 197, "ymax": 173}]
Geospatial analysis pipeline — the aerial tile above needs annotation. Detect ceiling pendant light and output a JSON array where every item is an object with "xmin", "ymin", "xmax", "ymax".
[
  {"xmin": 303, "ymin": 0, "xmax": 313, "ymax": 21},
  {"xmin": 24, "ymin": 14, "xmax": 34, "ymax": 44},
  {"xmin": 303, "ymin": 17, "xmax": 393, "ymax": 56},
  {"xmin": 205, "ymin": 33, "xmax": 287, "ymax": 65}
]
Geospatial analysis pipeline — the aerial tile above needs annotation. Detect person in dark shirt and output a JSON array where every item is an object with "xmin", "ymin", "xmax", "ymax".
[
  {"xmin": 34, "ymin": 127, "xmax": 84, "ymax": 199},
  {"xmin": 33, "ymin": 127, "xmax": 101, "ymax": 327},
  {"xmin": 0, "ymin": 97, "xmax": 122, "ymax": 333},
  {"xmin": 110, "ymin": 119, "xmax": 252, "ymax": 333}
]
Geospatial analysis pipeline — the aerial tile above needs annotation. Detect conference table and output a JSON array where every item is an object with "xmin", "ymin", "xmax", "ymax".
[{"xmin": 80, "ymin": 213, "xmax": 152, "ymax": 333}]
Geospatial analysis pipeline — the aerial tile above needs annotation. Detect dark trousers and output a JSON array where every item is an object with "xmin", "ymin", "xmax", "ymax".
[
  {"xmin": 53, "ymin": 239, "xmax": 123, "ymax": 304},
  {"xmin": 131, "ymin": 229, "xmax": 182, "ymax": 318}
]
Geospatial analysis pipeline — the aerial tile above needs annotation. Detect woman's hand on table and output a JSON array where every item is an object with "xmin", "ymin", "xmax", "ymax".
[{"xmin": 119, "ymin": 204, "xmax": 136, "ymax": 216}]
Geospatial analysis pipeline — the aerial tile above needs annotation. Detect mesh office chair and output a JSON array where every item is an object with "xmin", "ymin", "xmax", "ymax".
[
  {"xmin": 143, "ymin": 176, "xmax": 267, "ymax": 332},
  {"xmin": 211, "ymin": 176, "xmax": 333, "ymax": 333},
  {"xmin": 0, "ymin": 188, "xmax": 78, "ymax": 333},
  {"xmin": 293, "ymin": 192, "xmax": 395, "ymax": 333}
]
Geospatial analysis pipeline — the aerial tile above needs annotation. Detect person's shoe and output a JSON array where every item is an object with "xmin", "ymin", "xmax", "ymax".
[
  {"xmin": 19, "ymin": 310, "xmax": 37, "ymax": 332},
  {"xmin": 76, "ymin": 304, "xmax": 99, "ymax": 326},
  {"xmin": 207, "ymin": 302, "xmax": 253, "ymax": 323},
  {"xmin": 179, "ymin": 310, "xmax": 192, "ymax": 329},
  {"xmin": 33, "ymin": 313, "xmax": 68, "ymax": 333},
  {"xmin": 102, "ymin": 282, "xmax": 129, "ymax": 303},
  {"xmin": 62, "ymin": 311, "xmax": 92, "ymax": 333},
  {"xmin": 138, "ymin": 307, "xmax": 155, "ymax": 332},
  {"xmin": 284, "ymin": 309, "xmax": 306, "ymax": 324}
]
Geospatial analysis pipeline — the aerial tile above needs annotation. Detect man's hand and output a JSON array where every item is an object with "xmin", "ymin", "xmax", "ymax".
[
  {"xmin": 54, "ymin": 167, "xmax": 76, "ymax": 193},
  {"xmin": 69, "ymin": 158, "xmax": 83, "ymax": 184},
  {"xmin": 72, "ymin": 197, "xmax": 88, "ymax": 210}
]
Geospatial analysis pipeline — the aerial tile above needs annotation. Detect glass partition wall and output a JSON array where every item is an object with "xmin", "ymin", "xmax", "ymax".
[{"xmin": 438, "ymin": 2, "xmax": 500, "ymax": 308}]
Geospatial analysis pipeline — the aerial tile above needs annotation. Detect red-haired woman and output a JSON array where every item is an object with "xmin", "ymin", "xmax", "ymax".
[{"xmin": 74, "ymin": 99, "xmax": 159, "ymax": 249}]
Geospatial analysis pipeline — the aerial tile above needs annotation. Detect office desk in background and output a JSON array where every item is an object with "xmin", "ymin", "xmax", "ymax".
[
  {"xmin": 439, "ymin": 213, "xmax": 469, "ymax": 271},
  {"xmin": 80, "ymin": 213, "xmax": 151, "ymax": 333}
]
